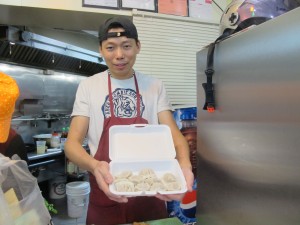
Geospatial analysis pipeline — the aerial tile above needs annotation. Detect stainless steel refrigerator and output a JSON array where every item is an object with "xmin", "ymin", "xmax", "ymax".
[{"xmin": 196, "ymin": 7, "xmax": 300, "ymax": 225}]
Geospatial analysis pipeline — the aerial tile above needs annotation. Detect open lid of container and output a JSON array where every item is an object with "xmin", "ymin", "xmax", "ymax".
[{"xmin": 109, "ymin": 124, "xmax": 176, "ymax": 162}]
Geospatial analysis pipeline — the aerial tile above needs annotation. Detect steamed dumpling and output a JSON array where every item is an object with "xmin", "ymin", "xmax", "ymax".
[
  {"xmin": 129, "ymin": 175, "xmax": 144, "ymax": 184},
  {"xmin": 135, "ymin": 182, "xmax": 150, "ymax": 192},
  {"xmin": 113, "ymin": 177, "xmax": 128, "ymax": 183},
  {"xmin": 139, "ymin": 168, "xmax": 155, "ymax": 176},
  {"xmin": 150, "ymin": 182, "xmax": 166, "ymax": 191},
  {"xmin": 114, "ymin": 180, "xmax": 135, "ymax": 192},
  {"xmin": 115, "ymin": 170, "xmax": 133, "ymax": 179},
  {"xmin": 143, "ymin": 174, "xmax": 158, "ymax": 185},
  {"xmin": 165, "ymin": 182, "xmax": 181, "ymax": 191},
  {"xmin": 162, "ymin": 173, "xmax": 177, "ymax": 183}
]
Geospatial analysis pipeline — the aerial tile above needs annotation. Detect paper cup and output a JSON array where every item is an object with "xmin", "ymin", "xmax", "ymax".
[{"xmin": 36, "ymin": 140, "xmax": 46, "ymax": 154}]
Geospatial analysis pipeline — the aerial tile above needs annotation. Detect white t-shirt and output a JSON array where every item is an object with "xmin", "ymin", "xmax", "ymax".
[{"xmin": 71, "ymin": 70, "xmax": 173, "ymax": 156}]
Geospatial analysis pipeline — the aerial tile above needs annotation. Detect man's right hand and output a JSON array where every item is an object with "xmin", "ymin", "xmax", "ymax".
[{"xmin": 92, "ymin": 160, "xmax": 128, "ymax": 203}]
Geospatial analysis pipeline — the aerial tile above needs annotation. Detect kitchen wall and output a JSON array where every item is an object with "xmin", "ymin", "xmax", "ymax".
[
  {"xmin": 0, "ymin": 0, "xmax": 229, "ymax": 23},
  {"xmin": 0, "ymin": 63, "xmax": 85, "ymax": 144}
]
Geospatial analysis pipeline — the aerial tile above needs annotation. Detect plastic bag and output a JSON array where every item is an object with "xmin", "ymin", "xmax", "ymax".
[{"xmin": 0, "ymin": 154, "xmax": 51, "ymax": 225}]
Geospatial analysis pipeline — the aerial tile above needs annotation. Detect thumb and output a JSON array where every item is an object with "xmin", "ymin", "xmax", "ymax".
[{"xmin": 98, "ymin": 161, "xmax": 113, "ymax": 184}]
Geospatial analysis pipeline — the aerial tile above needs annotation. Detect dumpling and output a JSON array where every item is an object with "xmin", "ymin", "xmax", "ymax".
[
  {"xmin": 165, "ymin": 182, "xmax": 181, "ymax": 191},
  {"xmin": 135, "ymin": 182, "xmax": 150, "ymax": 192},
  {"xmin": 114, "ymin": 180, "xmax": 135, "ymax": 192},
  {"xmin": 143, "ymin": 173, "xmax": 158, "ymax": 185},
  {"xmin": 150, "ymin": 182, "xmax": 166, "ymax": 191},
  {"xmin": 115, "ymin": 170, "xmax": 133, "ymax": 179},
  {"xmin": 139, "ymin": 168, "xmax": 155, "ymax": 176},
  {"xmin": 113, "ymin": 177, "xmax": 128, "ymax": 183},
  {"xmin": 129, "ymin": 175, "xmax": 144, "ymax": 184},
  {"xmin": 162, "ymin": 173, "xmax": 177, "ymax": 183}
]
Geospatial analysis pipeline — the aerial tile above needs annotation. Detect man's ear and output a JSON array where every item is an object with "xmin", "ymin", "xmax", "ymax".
[{"xmin": 136, "ymin": 40, "xmax": 141, "ymax": 53}]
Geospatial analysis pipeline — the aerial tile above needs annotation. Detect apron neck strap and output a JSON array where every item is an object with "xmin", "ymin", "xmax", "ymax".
[{"xmin": 107, "ymin": 70, "xmax": 141, "ymax": 118}]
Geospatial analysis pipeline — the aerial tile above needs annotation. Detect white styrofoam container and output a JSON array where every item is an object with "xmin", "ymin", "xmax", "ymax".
[{"xmin": 108, "ymin": 124, "xmax": 187, "ymax": 196}]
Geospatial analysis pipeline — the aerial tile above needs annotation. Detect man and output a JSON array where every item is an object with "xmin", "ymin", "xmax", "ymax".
[
  {"xmin": 0, "ymin": 71, "xmax": 28, "ymax": 162},
  {"xmin": 65, "ymin": 16, "xmax": 194, "ymax": 225}
]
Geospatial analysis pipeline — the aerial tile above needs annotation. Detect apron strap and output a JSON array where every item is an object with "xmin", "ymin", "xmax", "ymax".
[
  {"xmin": 108, "ymin": 72, "xmax": 114, "ymax": 117},
  {"xmin": 133, "ymin": 73, "xmax": 141, "ymax": 117}
]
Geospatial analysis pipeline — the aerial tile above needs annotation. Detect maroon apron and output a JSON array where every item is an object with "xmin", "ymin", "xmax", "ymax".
[{"xmin": 86, "ymin": 73, "xmax": 167, "ymax": 225}]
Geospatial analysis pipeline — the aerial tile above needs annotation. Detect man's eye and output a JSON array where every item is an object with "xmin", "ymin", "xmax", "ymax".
[
  {"xmin": 123, "ymin": 45, "xmax": 131, "ymax": 49},
  {"xmin": 106, "ymin": 46, "xmax": 114, "ymax": 51}
]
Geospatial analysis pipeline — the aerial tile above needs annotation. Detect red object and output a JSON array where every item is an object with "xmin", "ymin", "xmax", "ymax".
[
  {"xmin": 207, "ymin": 106, "xmax": 215, "ymax": 113},
  {"xmin": 158, "ymin": 0, "xmax": 188, "ymax": 16},
  {"xmin": 181, "ymin": 190, "xmax": 196, "ymax": 205}
]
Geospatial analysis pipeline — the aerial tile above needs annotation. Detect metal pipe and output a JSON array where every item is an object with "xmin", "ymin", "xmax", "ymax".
[{"xmin": 12, "ymin": 116, "xmax": 70, "ymax": 121}]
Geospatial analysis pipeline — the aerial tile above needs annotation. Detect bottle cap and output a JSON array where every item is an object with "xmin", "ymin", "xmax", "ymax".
[{"xmin": 180, "ymin": 107, "xmax": 197, "ymax": 120}]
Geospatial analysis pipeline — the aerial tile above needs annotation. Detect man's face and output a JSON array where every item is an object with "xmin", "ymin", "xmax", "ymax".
[{"xmin": 100, "ymin": 27, "xmax": 140, "ymax": 79}]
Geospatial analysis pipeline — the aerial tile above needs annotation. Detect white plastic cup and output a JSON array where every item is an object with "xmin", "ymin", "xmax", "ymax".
[
  {"xmin": 66, "ymin": 181, "xmax": 90, "ymax": 218},
  {"xmin": 36, "ymin": 141, "xmax": 46, "ymax": 154}
]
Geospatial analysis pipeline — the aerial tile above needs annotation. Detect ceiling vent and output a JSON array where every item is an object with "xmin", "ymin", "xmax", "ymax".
[{"xmin": 0, "ymin": 26, "xmax": 107, "ymax": 76}]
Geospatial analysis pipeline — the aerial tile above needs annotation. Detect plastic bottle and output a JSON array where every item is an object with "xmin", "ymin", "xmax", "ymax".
[
  {"xmin": 50, "ymin": 131, "xmax": 61, "ymax": 148},
  {"xmin": 180, "ymin": 107, "xmax": 197, "ymax": 175},
  {"xmin": 178, "ymin": 107, "xmax": 198, "ymax": 222},
  {"xmin": 168, "ymin": 107, "xmax": 197, "ymax": 224},
  {"xmin": 60, "ymin": 127, "xmax": 68, "ymax": 150},
  {"xmin": 66, "ymin": 159, "xmax": 76, "ymax": 174}
]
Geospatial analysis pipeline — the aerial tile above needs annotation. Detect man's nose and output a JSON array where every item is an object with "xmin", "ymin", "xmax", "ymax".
[{"xmin": 116, "ymin": 47, "xmax": 124, "ymax": 58}]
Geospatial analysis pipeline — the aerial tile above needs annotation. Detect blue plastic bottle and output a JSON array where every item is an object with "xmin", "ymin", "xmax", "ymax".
[
  {"xmin": 168, "ymin": 107, "xmax": 197, "ymax": 224},
  {"xmin": 180, "ymin": 107, "xmax": 197, "ymax": 175}
]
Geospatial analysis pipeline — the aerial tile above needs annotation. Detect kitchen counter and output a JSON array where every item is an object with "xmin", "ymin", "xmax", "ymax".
[
  {"xmin": 27, "ymin": 148, "xmax": 65, "ymax": 183},
  {"xmin": 27, "ymin": 149, "xmax": 63, "ymax": 161},
  {"xmin": 27, "ymin": 149, "xmax": 64, "ymax": 169},
  {"xmin": 27, "ymin": 145, "xmax": 89, "ymax": 183}
]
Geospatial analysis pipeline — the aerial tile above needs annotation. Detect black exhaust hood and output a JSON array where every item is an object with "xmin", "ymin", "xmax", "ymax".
[{"xmin": 0, "ymin": 26, "xmax": 107, "ymax": 76}]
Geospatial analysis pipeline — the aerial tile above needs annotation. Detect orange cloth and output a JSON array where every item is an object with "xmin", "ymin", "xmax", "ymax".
[{"xmin": 0, "ymin": 71, "xmax": 20, "ymax": 143}]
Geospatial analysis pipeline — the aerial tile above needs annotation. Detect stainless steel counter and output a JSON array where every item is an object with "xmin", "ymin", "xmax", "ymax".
[
  {"xmin": 27, "ymin": 149, "xmax": 65, "ymax": 183},
  {"xmin": 28, "ymin": 149, "xmax": 63, "ymax": 161}
]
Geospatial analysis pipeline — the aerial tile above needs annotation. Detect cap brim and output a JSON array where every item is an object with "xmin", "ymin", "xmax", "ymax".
[{"xmin": 0, "ymin": 116, "xmax": 12, "ymax": 143}]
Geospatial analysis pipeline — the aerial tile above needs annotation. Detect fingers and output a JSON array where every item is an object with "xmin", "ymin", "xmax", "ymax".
[
  {"xmin": 107, "ymin": 194, "xmax": 128, "ymax": 203},
  {"xmin": 181, "ymin": 167, "xmax": 194, "ymax": 192},
  {"xmin": 94, "ymin": 161, "xmax": 113, "ymax": 184},
  {"xmin": 93, "ymin": 160, "xmax": 128, "ymax": 203},
  {"xmin": 155, "ymin": 194, "xmax": 170, "ymax": 201}
]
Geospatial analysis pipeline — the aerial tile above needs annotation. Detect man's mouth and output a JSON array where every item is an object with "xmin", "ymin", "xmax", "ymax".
[{"xmin": 114, "ymin": 63, "xmax": 127, "ymax": 69}]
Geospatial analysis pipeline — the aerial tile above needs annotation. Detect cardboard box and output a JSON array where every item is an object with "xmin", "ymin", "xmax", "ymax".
[{"xmin": 109, "ymin": 124, "xmax": 187, "ymax": 196}]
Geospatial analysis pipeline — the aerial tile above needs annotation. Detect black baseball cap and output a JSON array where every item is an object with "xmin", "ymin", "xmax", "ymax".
[{"xmin": 98, "ymin": 16, "xmax": 138, "ymax": 44}]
